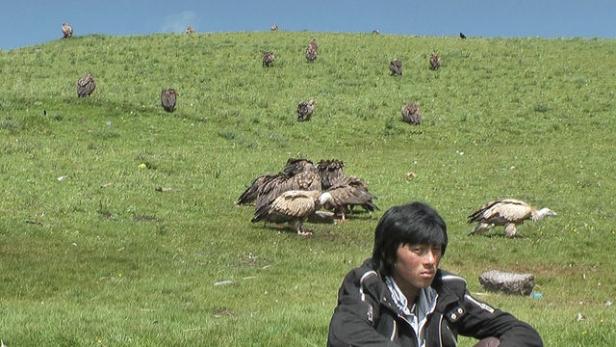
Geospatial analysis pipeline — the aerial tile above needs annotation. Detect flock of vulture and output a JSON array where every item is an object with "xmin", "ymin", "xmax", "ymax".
[
  {"xmin": 237, "ymin": 159, "xmax": 377, "ymax": 236},
  {"xmin": 63, "ymin": 23, "xmax": 558, "ymax": 237}
]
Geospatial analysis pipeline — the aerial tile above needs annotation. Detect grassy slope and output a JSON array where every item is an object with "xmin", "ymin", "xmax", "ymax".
[{"xmin": 1, "ymin": 32, "xmax": 615, "ymax": 346}]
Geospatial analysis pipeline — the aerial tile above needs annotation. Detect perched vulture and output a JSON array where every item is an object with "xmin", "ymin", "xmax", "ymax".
[
  {"xmin": 372, "ymin": 30, "xmax": 380, "ymax": 35},
  {"xmin": 389, "ymin": 59, "xmax": 403, "ymax": 76},
  {"xmin": 401, "ymin": 102, "xmax": 421, "ymax": 125},
  {"xmin": 317, "ymin": 159, "xmax": 345, "ymax": 190},
  {"xmin": 429, "ymin": 52, "xmax": 441, "ymax": 70},
  {"xmin": 251, "ymin": 190, "xmax": 332, "ymax": 235},
  {"xmin": 76, "ymin": 73, "xmax": 96, "ymax": 97},
  {"xmin": 185, "ymin": 25, "xmax": 195, "ymax": 34},
  {"xmin": 161, "ymin": 88, "xmax": 177, "ymax": 112},
  {"xmin": 254, "ymin": 158, "xmax": 322, "ymax": 213},
  {"xmin": 297, "ymin": 99, "xmax": 316, "ymax": 121},
  {"xmin": 271, "ymin": 24, "xmax": 279, "ymax": 32},
  {"xmin": 305, "ymin": 46, "xmax": 318, "ymax": 63},
  {"xmin": 459, "ymin": 32, "xmax": 467, "ymax": 39},
  {"xmin": 263, "ymin": 51, "xmax": 275, "ymax": 67},
  {"xmin": 323, "ymin": 177, "xmax": 378, "ymax": 221},
  {"xmin": 308, "ymin": 38, "xmax": 318, "ymax": 52},
  {"xmin": 236, "ymin": 173, "xmax": 277, "ymax": 205},
  {"xmin": 468, "ymin": 199, "xmax": 557, "ymax": 237},
  {"xmin": 62, "ymin": 23, "xmax": 73, "ymax": 39}
]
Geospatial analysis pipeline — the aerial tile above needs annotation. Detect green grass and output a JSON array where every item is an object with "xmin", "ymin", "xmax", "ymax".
[{"xmin": 1, "ymin": 32, "xmax": 616, "ymax": 346}]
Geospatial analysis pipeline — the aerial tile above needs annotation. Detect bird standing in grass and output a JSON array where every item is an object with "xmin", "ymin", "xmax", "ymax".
[
  {"xmin": 297, "ymin": 99, "xmax": 316, "ymax": 121},
  {"xmin": 161, "ymin": 88, "xmax": 177, "ymax": 112},
  {"xmin": 468, "ymin": 198, "xmax": 557, "ymax": 237},
  {"xmin": 263, "ymin": 51, "xmax": 275, "ymax": 67},
  {"xmin": 401, "ymin": 102, "xmax": 421, "ymax": 125},
  {"xmin": 251, "ymin": 190, "xmax": 332, "ymax": 236},
  {"xmin": 76, "ymin": 73, "xmax": 96, "ymax": 97},
  {"xmin": 429, "ymin": 52, "xmax": 441, "ymax": 70},
  {"xmin": 389, "ymin": 59, "xmax": 402, "ymax": 76},
  {"xmin": 62, "ymin": 23, "xmax": 73, "ymax": 38}
]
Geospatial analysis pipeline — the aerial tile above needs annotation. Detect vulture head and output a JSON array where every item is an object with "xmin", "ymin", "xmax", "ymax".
[
  {"xmin": 262, "ymin": 51, "xmax": 275, "ymax": 67},
  {"xmin": 429, "ymin": 52, "xmax": 441, "ymax": 70},
  {"xmin": 297, "ymin": 99, "xmax": 316, "ymax": 121},
  {"xmin": 389, "ymin": 59, "xmax": 403, "ymax": 76},
  {"xmin": 76, "ymin": 73, "xmax": 96, "ymax": 97},
  {"xmin": 401, "ymin": 102, "xmax": 421, "ymax": 125},
  {"xmin": 161, "ymin": 88, "xmax": 178, "ymax": 112},
  {"xmin": 62, "ymin": 23, "xmax": 73, "ymax": 39},
  {"xmin": 532, "ymin": 208, "xmax": 557, "ymax": 221}
]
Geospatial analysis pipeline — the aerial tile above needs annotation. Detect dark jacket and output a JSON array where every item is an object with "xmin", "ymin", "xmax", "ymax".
[{"xmin": 328, "ymin": 259, "xmax": 543, "ymax": 347}]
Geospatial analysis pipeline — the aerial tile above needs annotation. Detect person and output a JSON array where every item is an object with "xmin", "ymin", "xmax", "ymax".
[{"xmin": 327, "ymin": 201, "xmax": 543, "ymax": 347}]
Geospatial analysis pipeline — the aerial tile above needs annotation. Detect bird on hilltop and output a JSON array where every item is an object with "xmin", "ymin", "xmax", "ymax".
[
  {"xmin": 401, "ymin": 102, "xmax": 422, "ymax": 125},
  {"xmin": 161, "ymin": 88, "xmax": 177, "ymax": 112},
  {"xmin": 468, "ymin": 198, "xmax": 557, "ymax": 237},
  {"xmin": 251, "ymin": 190, "xmax": 333, "ymax": 236},
  {"xmin": 76, "ymin": 73, "xmax": 96, "ymax": 97},
  {"xmin": 62, "ymin": 23, "xmax": 73, "ymax": 38},
  {"xmin": 271, "ymin": 24, "xmax": 279, "ymax": 32},
  {"xmin": 185, "ymin": 25, "xmax": 195, "ymax": 34},
  {"xmin": 297, "ymin": 99, "xmax": 316, "ymax": 121},
  {"xmin": 389, "ymin": 59, "xmax": 403, "ymax": 76},
  {"xmin": 459, "ymin": 32, "xmax": 467, "ymax": 39}
]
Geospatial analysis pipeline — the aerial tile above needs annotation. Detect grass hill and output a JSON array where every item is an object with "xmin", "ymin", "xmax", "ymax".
[{"xmin": 1, "ymin": 32, "xmax": 615, "ymax": 346}]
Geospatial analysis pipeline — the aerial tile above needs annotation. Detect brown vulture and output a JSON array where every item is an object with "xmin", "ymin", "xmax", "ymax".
[
  {"xmin": 305, "ymin": 46, "xmax": 318, "ymax": 63},
  {"xmin": 62, "ymin": 23, "xmax": 73, "ymax": 39},
  {"xmin": 401, "ymin": 102, "xmax": 421, "ymax": 125},
  {"xmin": 76, "ymin": 73, "xmax": 96, "ymax": 97},
  {"xmin": 468, "ymin": 198, "xmax": 557, "ymax": 237},
  {"xmin": 389, "ymin": 59, "xmax": 402, "ymax": 76},
  {"xmin": 236, "ymin": 173, "xmax": 277, "ymax": 205},
  {"xmin": 429, "ymin": 52, "xmax": 441, "ymax": 70},
  {"xmin": 317, "ymin": 159, "xmax": 345, "ymax": 190},
  {"xmin": 271, "ymin": 24, "xmax": 279, "ymax": 32},
  {"xmin": 322, "ymin": 176, "xmax": 378, "ymax": 221},
  {"xmin": 161, "ymin": 88, "xmax": 177, "ymax": 112},
  {"xmin": 251, "ymin": 190, "xmax": 333, "ymax": 235},
  {"xmin": 297, "ymin": 99, "xmax": 316, "ymax": 121},
  {"xmin": 263, "ymin": 51, "xmax": 275, "ymax": 67},
  {"xmin": 308, "ymin": 38, "xmax": 318, "ymax": 52}
]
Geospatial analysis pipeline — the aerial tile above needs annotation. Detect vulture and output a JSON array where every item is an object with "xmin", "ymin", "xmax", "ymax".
[
  {"xmin": 251, "ymin": 190, "xmax": 332, "ymax": 235},
  {"xmin": 76, "ymin": 73, "xmax": 96, "ymax": 97},
  {"xmin": 308, "ymin": 38, "xmax": 318, "ymax": 52},
  {"xmin": 468, "ymin": 198, "xmax": 557, "ymax": 238},
  {"xmin": 185, "ymin": 25, "xmax": 195, "ymax": 34},
  {"xmin": 236, "ymin": 173, "xmax": 277, "ymax": 205},
  {"xmin": 429, "ymin": 52, "xmax": 441, "ymax": 70},
  {"xmin": 401, "ymin": 102, "xmax": 421, "ymax": 125},
  {"xmin": 297, "ymin": 99, "xmax": 316, "ymax": 121},
  {"xmin": 305, "ymin": 46, "xmax": 318, "ymax": 63},
  {"xmin": 389, "ymin": 59, "xmax": 403, "ymax": 76},
  {"xmin": 317, "ymin": 159, "xmax": 345, "ymax": 190},
  {"xmin": 161, "ymin": 88, "xmax": 177, "ymax": 112},
  {"xmin": 459, "ymin": 32, "xmax": 467, "ymax": 39},
  {"xmin": 262, "ymin": 51, "xmax": 275, "ymax": 67},
  {"xmin": 62, "ymin": 23, "xmax": 73, "ymax": 39},
  {"xmin": 254, "ymin": 158, "xmax": 322, "ymax": 213},
  {"xmin": 271, "ymin": 24, "xmax": 279, "ymax": 32},
  {"xmin": 323, "ymin": 176, "xmax": 378, "ymax": 221}
]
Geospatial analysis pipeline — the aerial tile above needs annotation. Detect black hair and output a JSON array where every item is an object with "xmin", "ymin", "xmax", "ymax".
[{"xmin": 372, "ymin": 201, "xmax": 448, "ymax": 276}]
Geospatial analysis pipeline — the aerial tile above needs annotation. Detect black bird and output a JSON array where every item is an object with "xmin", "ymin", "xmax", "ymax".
[
  {"xmin": 459, "ymin": 32, "xmax": 466, "ymax": 39},
  {"xmin": 161, "ymin": 88, "xmax": 177, "ymax": 112}
]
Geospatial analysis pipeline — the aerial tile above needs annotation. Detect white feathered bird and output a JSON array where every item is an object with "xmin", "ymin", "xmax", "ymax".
[
  {"xmin": 468, "ymin": 198, "xmax": 557, "ymax": 237},
  {"xmin": 251, "ymin": 190, "xmax": 332, "ymax": 236}
]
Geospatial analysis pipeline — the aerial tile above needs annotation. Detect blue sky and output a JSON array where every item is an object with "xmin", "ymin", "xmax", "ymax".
[{"xmin": 2, "ymin": 0, "xmax": 615, "ymax": 50}]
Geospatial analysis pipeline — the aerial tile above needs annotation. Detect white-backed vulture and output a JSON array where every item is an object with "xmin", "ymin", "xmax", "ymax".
[
  {"xmin": 251, "ymin": 190, "xmax": 332, "ymax": 235},
  {"xmin": 389, "ymin": 59, "xmax": 402, "ymax": 76},
  {"xmin": 305, "ymin": 46, "xmax": 317, "ymax": 63},
  {"xmin": 263, "ymin": 51, "xmax": 275, "ymax": 67},
  {"xmin": 468, "ymin": 198, "xmax": 557, "ymax": 237},
  {"xmin": 429, "ymin": 52, "xmax": 441, "ymax": 70},
  {"xmin": 62, "ymin": 23, "xmax": 73, "ymax": 39},
  {"xmin": 323, "ymin": 177, "xmax": 378, "ymax": 221},
  {"xmin": 236, "ymin": 173, "xmax": 277, "ymax": 205},
  {"xmin": 161, "ymin": 88, "xmax": 177, "ymax": 112},
  {"xmin": 76, "ymin": 73, "xmax": 95, "ymax": 97},
  {"xmin": 297, "ymin": 99, "xmax": 316, "ymax": 121},
  {"xmin": 254, "ymin": 158, "xmax": 322, "ymax": 213},
  {"xmin": 401, "ymin": 102, "xmax": 421, "ymax": 125},
  {"xmin": 317, "ymin": 159, "xmax": 345, "ymax": 190}
]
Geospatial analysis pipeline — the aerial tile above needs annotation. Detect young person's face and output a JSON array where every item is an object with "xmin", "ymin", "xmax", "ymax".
[{"xmin": 393, "ymin": 243, "xmax": 442, "ymax": 292}]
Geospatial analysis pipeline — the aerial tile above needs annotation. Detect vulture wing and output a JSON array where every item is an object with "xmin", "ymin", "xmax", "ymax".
[
  {"xmin": 237, "ymin": 174, "xmax": 276, "ymax": 205},
  {"xmin": 327, "ymin": 182, "xmax": 378, "ymax": 212},
  {"xmin": 468, "ymin": 199, "xmax": 531, "ymax": 224},
  {"xmin": 255, "ymin": 165, "xmax": 321, "ymax": 212},
  {"xmin": 252, "ymin": 190, "xmax": 319, "ymax": 222}
]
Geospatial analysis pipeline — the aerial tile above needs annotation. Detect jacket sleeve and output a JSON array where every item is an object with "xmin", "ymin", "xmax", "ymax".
[
  {"xmin": 453, "ymin": 290, "xmax": 543, "ymax": 347},
  {"xmin": 327, "ymin": 270, "xmax": 400, "ymax": 347}
]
